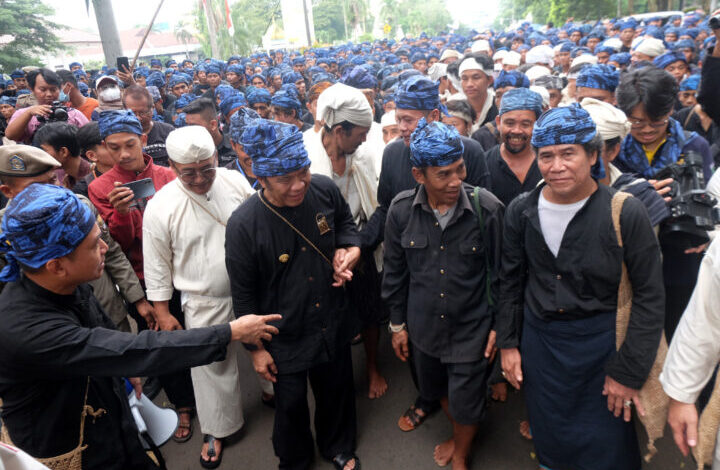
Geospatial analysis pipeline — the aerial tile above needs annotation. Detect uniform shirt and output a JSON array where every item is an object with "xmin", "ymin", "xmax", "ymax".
[
  {"xmin": 88, "ymin": 154, "xmax": 176, "ymax": 280},
  {"xmin": 217, "ymin": 130, "xmax": 237, "ymax": 167},
  {"xmin": 143, "ymin": 168, "xmax": 253, "ymax": 301},
  {"xmin": 0, "ymin": 276, "xmax": 231, "ymax": 469},
  {"xmin": 496, "ymin": 184, "xmax": 665, "ymax": 389},
  {"xmin": 362, "ymin": 136, "xmax": 492, "ymax": 250},
  {"xmin": 485, "ymin": 144, "xmax": 542, "ymax": 206},
  {"xmin": 225, "ymin": 175, "xmax": 360, "ymax": 374},
  {"xmin": 144, "ymin": 121, "xmax": 175, "ymax": 167},
  {"xmin": 383, "ymin": 183, "xmax": 504, "ymax": 362}
]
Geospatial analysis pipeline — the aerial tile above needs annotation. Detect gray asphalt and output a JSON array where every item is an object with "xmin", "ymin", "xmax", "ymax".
[{"xmin": 159, "ymin": 335, "xmax": 694, "ymax": 470}]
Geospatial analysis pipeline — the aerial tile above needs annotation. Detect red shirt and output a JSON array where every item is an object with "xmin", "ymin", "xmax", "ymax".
[{"xmin": 88, "ymin": 154, "xmax": 175, "ymax": 280}]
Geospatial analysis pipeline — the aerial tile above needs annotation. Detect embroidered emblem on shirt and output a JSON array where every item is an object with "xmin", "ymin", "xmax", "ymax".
[{"xmin": 316, "ymin": 214, "xmax": 330, "ymax": 235}]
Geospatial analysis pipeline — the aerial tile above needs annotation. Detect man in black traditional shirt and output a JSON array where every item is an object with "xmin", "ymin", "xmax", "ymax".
[
  {"xmin": 0, "ymin": 182, "xmax": 280, "ymax": 470},
  {"xmin": 383, "ymin": 119, "xmax": 503, "ymax": 470},
  {"xmin": 184, "ymin": 98, "xmax": 237, "ymax": 167},
  {"xmin": 497, "ymin": 105, "xmax": 665, "ymax": 470},
  {"xmin": 226, "ymin": 119, "xmax": 362, "ymax": 470}
]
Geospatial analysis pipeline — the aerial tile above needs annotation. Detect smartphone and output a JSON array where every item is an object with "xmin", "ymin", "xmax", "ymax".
[
  {"xmin": 122, "ymin": 178, "xmax": 155, "ymax": 201},
  {"xmin": 116, "ymin": 56, "xmax": 130, "ymax": 73}
]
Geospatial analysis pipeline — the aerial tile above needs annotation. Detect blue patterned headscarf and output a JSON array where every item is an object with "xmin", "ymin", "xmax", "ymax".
[
  {"xmin": 229, "ymin": 107, "xmax": 260, "ymax": 144},
  {"xmin": 270, "ymin": 89, "xmax": 302, "ymax": 116},
  {"xmin": 241, "ymin": 119, "xmax": 310, "ymax": 177},
  {"xmin": 653, "ymin": 51, "xmax": 686, "ymax": 70},
  {"xmin": 395, "ymin": 75, "xmax": 440, "ymax": 111},
  {"xmin": 214, "ymin": 84, "xmax": 236, "ymax": 102},
  {"xmin": 679, "ymin": 74, "xmax": 700, "ymax": 91},
  {"xmin": 175, "ymin": 93, "xmax": 199, "ymax": 111},
  {"xmin": 98, "ymin": 110, "xmax": 143, "ymax": 139},
  {"xmin": 341, "ymin": 66, "xmax": 377, "ymax": 89},
  {"xmin": 246, "ymin": 86, "xmax": 272, "ymax": 105},
  {"xmin": 494, "ymin": 70, "xmax": 530, "ymax": 90},
  {"xmin": 219, "ymin": 93, "xmax": 248, "ymax": 117},
  {"xmin": 409, "ymin": 118, "xmax": 464, "ymax": 168},
  {"xmin": 147, "ymin": 71, "xmax": 165, "ymax": 88},
  {"xmin": 499, "ymin": 88, "xmax": 543, "ymax": 118},
  {"xmin": 576, "ymin": 64, "xmax": 620, "ymax": 92},
  {"xmin": 168, "ymin": 73, "xmax": 191, "ymax": 89},
  {"xmin": 531, "ymin": 103, "xmax": 597, "ymax": 148},
  {"xmin": 249, "ymin": 74, "xmax": 267, "ymax": 85},
  {"xmin": 0, "ymin": 184, "xmax": 95, "ymax": 282},
  {"xmin": 282, "ymin": 71, "xmax": 303, "ymax": 84},
  {"xmin": 609, "ymin": 52, "xmax": 631, "ymax": 66}
]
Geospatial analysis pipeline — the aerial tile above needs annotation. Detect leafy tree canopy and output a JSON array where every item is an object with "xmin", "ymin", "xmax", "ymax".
[{"xmin": 0, "ymin": 0, "xmax": 65, "ymax": 73}]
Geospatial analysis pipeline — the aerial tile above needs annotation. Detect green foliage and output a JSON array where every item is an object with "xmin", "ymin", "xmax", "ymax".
[
  {"xmin": 497, "ymin": 0, "xmax": 618, "ymax": 26},
  {"xmin": 380, "ymin": 0, "xmax": 452, "ymax": 36},
  {"xmin": 194, "ymin": 0, "xmax": 280, "ymax": 58},
  {"xmin": 313, "ymin": 0, "xmax": 346, "ymax": 43},
  {"xmin": 0, "ymin": 0, "xmax": 65, "ymax": 73}
]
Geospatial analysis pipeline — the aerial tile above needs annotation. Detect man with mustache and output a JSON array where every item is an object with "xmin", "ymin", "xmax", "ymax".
[{"xmin": 485, "ymin": 88, "xmax": 544, "ymax": 206}]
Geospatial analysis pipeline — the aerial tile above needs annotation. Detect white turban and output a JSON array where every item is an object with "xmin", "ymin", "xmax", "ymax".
[
  {"xmin": 580, "ymin": 97, "xmax": 631, "ymax": 140},
  {"xmin": 459, "ymin": 57, "xmax": 493, "ymax": 76},
  {"xmin": 317, "ymin": 83, "xmax": 373, "ymax": 129},
  {"xmin": 503, "ymin": 51, "xmax": 522, "ymax": 67},
  {"xmin": 428, "ymin": 62, "xmax": 448, "ymax": 82},
  {"xmin": 166, "ymin": 125, "xmax": 216, "ymax": 164},
  {"xmin": 471, "ymin": 40, "xmax": 491, "ymax": 54},
  {"xmin": 632, "ymin": 37, "xmax": 665, "ymax": 58},
  {"xmin": 526, "ymin": 45, "xmax": 554, "ymax": 67},
  {"xmin": 380, "ymin": 110, "xmax": 396, "ymax": 128},
  {"xmin": 439, "ymin": 49, "xmax": 462, "ymax": 62},
  {"xmin": 530, "ymin": 85, "xmax": 550, "ymax": 109},
  {"xmin": 602, "ymin": 37, "xmax": 623, "ymax": 51},
  {"xmin": 526, "ymin": 65, "xmax": 551, "ymax": 82},
  {"xmin": 493, "ymin": 50, "xmax": 508, "ymax": 62},
  {"xmin": 571, "ymin": 54, "xmax": 598, "ymax": 69}
]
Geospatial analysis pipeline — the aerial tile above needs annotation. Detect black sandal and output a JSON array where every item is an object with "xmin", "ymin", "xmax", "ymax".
[
  {"xmin": 332, "ymin": 452, "xmax": 361, "ymax": 470},
  {"xmin": 199, "ymin": 434, "xmax": 224, "ymax": 469},
  {"xmin": 397, "ymin": 405, "xmax": 427, "ymax": 432}
]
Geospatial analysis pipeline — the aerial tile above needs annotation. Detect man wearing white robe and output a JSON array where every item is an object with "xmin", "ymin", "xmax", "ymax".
[
  {"xmin": 303, "ymin": 82, "xmax": 389, "ymax": 400},
  {"xmin": 142, "ymin": 125, "xmax": 273, "ymax": 465}
]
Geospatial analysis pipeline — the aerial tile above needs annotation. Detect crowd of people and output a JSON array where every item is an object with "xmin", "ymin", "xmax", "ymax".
[{"xmin": 3, "ymin": 7, "xmax": 720, "ymax": 470}]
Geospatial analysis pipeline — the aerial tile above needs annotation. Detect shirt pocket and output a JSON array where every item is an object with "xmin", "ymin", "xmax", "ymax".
[
  {"xmin": 401, "ymin": 233, "xmax": 428, "ymax": 271},
  {"xmin": 458, "ymin": 238, "xmax": 485, "ymax": 278}
]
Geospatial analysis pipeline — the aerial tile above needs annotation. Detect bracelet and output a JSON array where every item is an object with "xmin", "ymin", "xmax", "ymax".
[{"xmin": 388, "ymin": 322, "xmax": 406, "ymax": 333}]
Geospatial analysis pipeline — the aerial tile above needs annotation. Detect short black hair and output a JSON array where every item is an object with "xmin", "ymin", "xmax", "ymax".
[
  {"xmin": 33, "ymin": 122, "xmax": 80, "ymax": 157},
  {"xmin": 604, "ymin": 136, "xmax": 622, "ymax": 150},
  {"xmin": 272, "ymin": 105, "xmax": 298, "ymax": 120},
  {"xmin": 616, "ymin": 67, "xmax": 678, "ymax": 121},
  {"xmin": 27, "ymin": 68, "xmax": 62, "ymax": 90},
  {"xmin": 324, "ymin": 120, "xmax": 356, "ymax": 134},
  {"xmin": 56, "ymin": 69, "xmax": 77, "ymax": 87},
  {"xmin": 183, "ymin": 97, "xmax": 217, "ymax": 122},
  {"xmin": 445, "ymin": 99, "xmax": 476, "ymax": 124},
  {"xmin": 76, "ymin": 121, "xmax": 103, "ymax": 158},
  {"xmin": 581, "ymin": 132, "xmax": 604, "ymax": 160}
]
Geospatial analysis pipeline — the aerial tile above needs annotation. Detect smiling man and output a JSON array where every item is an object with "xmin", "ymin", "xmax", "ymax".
[{"xmin": 226, "ymin": 118, "xmax": 362, "ymax": 470}]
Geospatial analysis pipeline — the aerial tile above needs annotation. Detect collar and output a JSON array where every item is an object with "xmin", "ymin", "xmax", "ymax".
[
  {"xmin": 112, "ymin": 153, "xmax": 153, "ymax": 179},
  {"xmin": 411, "ymin": 183, "xmax": 473, "ymax": 219},
  {"xmin": 20, "ymin": 275, "xmax": 80, "ymax": 306}
]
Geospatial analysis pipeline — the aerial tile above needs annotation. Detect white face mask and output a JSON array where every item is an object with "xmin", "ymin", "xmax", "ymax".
[{"xmin": 99, "ymin": 86, "xmax": 121, "ymax": 102}]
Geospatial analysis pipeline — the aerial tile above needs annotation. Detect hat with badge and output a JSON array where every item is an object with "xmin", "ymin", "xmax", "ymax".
[{"xmin": 0, "ymin": 144, "xmax": 61, "ymax": 178}]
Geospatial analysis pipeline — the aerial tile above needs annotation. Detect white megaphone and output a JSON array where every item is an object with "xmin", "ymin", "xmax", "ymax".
[{"xmin": 128, "ymin": 392, "xmax": 179, "ymax": 449}]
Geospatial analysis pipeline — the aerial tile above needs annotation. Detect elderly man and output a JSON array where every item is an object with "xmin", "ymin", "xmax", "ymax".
[
  {"xmin": 305, "ymin": 82, "xmax": 388, "ymax": 400},
  {"xmin": 226, "ymin": 119, "xmax": 361, "ymax": 470},
  {"xmin": 0, "ymin": 181, "xmax": 280, "ymax": 470},
  {"xmin": 143, "ymin": 126, "xmax": 273, "ymax": 467},
  {"xmin": 497, "ymin": 105, "xmax": 665, "ymax": 470},
  {"xmin": 383, "ymin": 119, "xmax": 503, "ymax": 470}
]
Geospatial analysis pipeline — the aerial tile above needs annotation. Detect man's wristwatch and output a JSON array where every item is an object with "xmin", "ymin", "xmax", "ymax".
[{"xmin": 388, "ymin": 322, "xmax": 406, "ymax": 333}]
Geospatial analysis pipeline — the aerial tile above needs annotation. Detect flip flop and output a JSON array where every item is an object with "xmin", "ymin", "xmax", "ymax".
[
  {"xmin": 200, "ymin": 434, "xmax": 224, "ymax": 469},
  {"xmin": 397, "ymin": 405, "xmax": 427, "ymax": 432},
  {"xmin": 332, "ymin": 452, "xmax": 361, "ymax": 470},
  {"xmin": 172, "ymin": 407, "xmax": 194, "ymax": 443}
]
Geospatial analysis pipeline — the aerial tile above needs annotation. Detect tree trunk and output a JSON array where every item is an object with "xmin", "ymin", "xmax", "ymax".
[
  {"xmin": 627, "ymin": 0, "xmax": 634, "ymax": 14},
  {"xmin": 92, "ymin": 0, "xmax": 124, "ymax": 67},
  {"xmin": 203, "ymin": 0, "xmax": 220, "ymax": 58}
]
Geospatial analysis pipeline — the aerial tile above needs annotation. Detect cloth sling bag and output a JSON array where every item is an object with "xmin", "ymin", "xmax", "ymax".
[
  {"xmin": 0, "ymin": 377, "xmax": 106, "ymax": 470},
  {"xmin": 471, "ymin": 186, "xmax": 494, "ymax": 307},
  {"xmin": 611, "ymin": 191, "xmax": 670, "ymax": 462}
]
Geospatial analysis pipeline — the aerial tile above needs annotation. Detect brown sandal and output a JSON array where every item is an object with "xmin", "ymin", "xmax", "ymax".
[
  {"xmin": 172, "ymin": 407, "xmax": 194, "ymax": 443},
  {"xmin": 397, "ymin": 405, "xmax": 426, "ymax": 432}
]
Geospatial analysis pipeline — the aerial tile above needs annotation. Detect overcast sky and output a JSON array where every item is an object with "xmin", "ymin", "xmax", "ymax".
[{"xmin": 46, "ymin": 0, "xmax": 497, "ymax": 34}]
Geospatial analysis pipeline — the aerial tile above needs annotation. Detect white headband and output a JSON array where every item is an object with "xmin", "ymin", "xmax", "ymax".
[{"xmin": 458, "ymin": 58, "xmax": 492, "ymax": 77}]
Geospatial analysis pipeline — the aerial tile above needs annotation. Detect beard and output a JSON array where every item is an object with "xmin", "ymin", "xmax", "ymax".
[{"xmin": 503, "ymin": 133, "xmax": 529, "ymax": 154}]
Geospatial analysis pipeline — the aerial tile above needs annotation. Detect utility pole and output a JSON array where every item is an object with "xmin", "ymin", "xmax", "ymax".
[
  {"xmin": 202, "ymin": 0, "xmax": 221, "ymax": 58},
  {"xmin": 302, "ymin": 0, "xmax": 312, "ymax": 47},
  {"xmin": 342, "ymin": 0, "xmax": 349, "ymax": 40},
  {"xmin": 92, "ymin": 0, "xmax": 124, "ymax": 66},
  {"xmin": 617, "ymin": 0, "xmax": 622, "ymax": 18}
]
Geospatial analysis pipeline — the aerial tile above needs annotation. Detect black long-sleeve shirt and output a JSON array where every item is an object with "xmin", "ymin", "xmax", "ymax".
[
  {"xmin": 0, "ymin": 277, "xmax": 231, "ymax": 469},
  {"xmin": 698, "ymin": 55, "xmax": 720, "ymax": 128},
  {"xmin": 361, "ymin": 136, "xmax": 492, "ymax": 250},
  {"xmin": 225, "ymin": 175, "xmax": 361, "ymax": 374},
  {"xmin": 485, "ymin": 145, "xmax": 542, "ymax": 207},
  {"xmin": 383, "ymin": 183, "xmax": 504, "ymax": 362},
  {"xmin": 496, "ymin": 184, "xmax": 665, "ymax": 389}
]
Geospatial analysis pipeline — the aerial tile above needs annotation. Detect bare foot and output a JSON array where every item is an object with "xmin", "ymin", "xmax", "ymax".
[
  {"xmin": 519, "ymin": 420, "xmax": 533, "ymax": 440},
  {"xmin": 368, "ymin": 368, "xmax": 388, "ymax": 399},
  {"xmin": 433, "ymin": 438, "xmax": 455, "ymax": 467},
  {"xmin": 343, "ymin": 457, "xmax": 356, "ymax": 470},
  {"xmin": 491, "ymin": 382, "xmax": 508, "ymax": 402},
  {"xmin": 200, "ymin": 437, "xmax": 222, "ymax": 464}
]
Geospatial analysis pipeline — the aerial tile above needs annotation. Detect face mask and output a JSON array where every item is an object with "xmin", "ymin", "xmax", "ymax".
[
  {"xmin": 59, "ymin": 87, "xmax": 69, "ymax": 102},
  {"xmin": 99, "ymin": 86, "xmax": 121, "ymax": 101}
]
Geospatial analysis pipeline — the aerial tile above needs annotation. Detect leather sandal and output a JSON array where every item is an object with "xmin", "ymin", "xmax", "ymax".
[
  {"xmin": 199, "ymin": 434, "xmax": 224, "ymax": 469},
  {"xmin": 332, "ymin": 452, "xmax": 360, "ymax": 470}
]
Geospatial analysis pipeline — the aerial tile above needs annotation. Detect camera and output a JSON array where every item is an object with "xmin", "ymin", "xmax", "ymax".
[
  {"xmin": 710, "ymin": 15, "xmax": 720, "ymax": 30},
  {"xmin": 36, "ymin": 101, "xmax": 69, "ymax": 123},
  {"xmin": 655, "ymin": 151, "xmax": 720, "ymax": 248}
]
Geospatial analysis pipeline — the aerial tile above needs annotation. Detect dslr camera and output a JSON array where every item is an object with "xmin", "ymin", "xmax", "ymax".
[
  {"xmin": 656, "ymin": 151, "xmax": 720, "ymax": 248},
  {"xmin": 36, "ymin": 100, "xmax": 69, "ymax": 123}
]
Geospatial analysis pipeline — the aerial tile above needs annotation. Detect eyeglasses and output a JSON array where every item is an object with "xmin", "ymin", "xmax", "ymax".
[
  {"xmin": 177, "ymin": 167, "xmax": 216, "ymax": 183},
  {"xmin": 629, "ymin": 118, "xmax": 669, "ymax": 129}
]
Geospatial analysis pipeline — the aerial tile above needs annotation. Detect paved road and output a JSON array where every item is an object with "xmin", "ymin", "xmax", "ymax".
[{"xmin": 160, "ymin": 336, "xmax": 694, "ymax": 469}]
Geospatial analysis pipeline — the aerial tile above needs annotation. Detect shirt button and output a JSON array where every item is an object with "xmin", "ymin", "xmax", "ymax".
[
  {"xmin": 558, "ymin": 308, "xmax": 564, "ymax": 313},
  {"xmin": 301, "ymin": 246, "xmax": 307, "ymax": 252},
  {"xmin": 556, "ymin": 274, "xmax": 562, "ymax": 280},
  {"xmin": 440, "ymin": 269, "xmax": 445, "ymax": 275},
  {"xmin": 440, "ymin": 245, "xmax": 445, "ymax": 251},
  {"xmin": 472, "ymin": 246, "xmax": 477, "ymax": 252},
  {"xmin": 410, "ymin": 241, "xmax": 415, "ymax": 247},
  {"xmin": 440, "ymin": 315, "xmax": 445, "ymax": 319},
  {"xmin": 315, "ymin": 303, "xmax": 320, "ymax": 308},
  {"xmin": 434, "ymin": 222, "xmax": 439, "ymax": 227},
  {"xmin": 308, "ymin": 276, "xmax": 314, "ymax": 282},
  {"xmin": 440, "ymin": 293, "xmax": 445, "ymax": 298}
]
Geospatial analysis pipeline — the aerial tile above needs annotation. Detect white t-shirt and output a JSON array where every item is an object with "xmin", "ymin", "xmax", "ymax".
[{"xmin": 538, "ymin": 191, "xmax": 590, "ymax": 257}]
